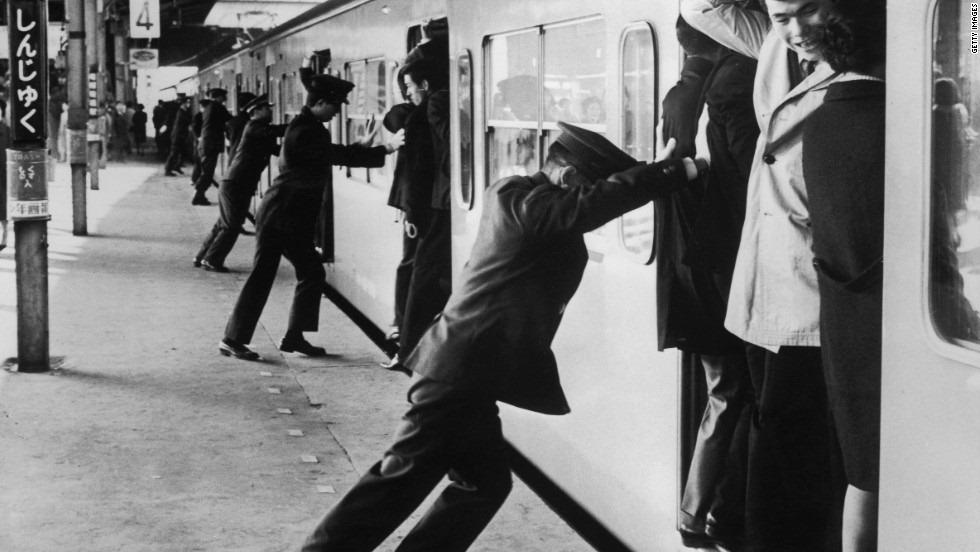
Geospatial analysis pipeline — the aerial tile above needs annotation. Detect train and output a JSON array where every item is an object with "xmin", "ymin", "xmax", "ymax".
[{"xmin": 185, "ymin": 0, "xmax": 980, "ymax": 550}]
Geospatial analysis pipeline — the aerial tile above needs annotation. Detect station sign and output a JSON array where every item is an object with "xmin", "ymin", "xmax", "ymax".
[
  {"xmin": 7, "ymin": 149, "xmax": 49, "ymax": 221},
  {"xmin": 130, "ymin": 48, "xmax": 159, "ymax": 69},
  {"xmin": 8, "ymin": 0, "xmax": 48, "ymax": 145},
  {"xmin": 130, "ymin": 0, "xmax": 161, "ymax": 39}
]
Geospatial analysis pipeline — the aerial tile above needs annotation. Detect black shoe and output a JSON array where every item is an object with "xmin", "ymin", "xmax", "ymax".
[
  {"xmin": 380, "ymin": 354, "xmax": 412, "ymax": 376},
  {"xmin": 279, "ymin": 336, "xmax": 327, "ymax": 357},
  {"xmin": 201, "ymin": 259, "xmax": 229, "ymax": 273},
  {"xmin": 191, "ymin": 196, "xmax": 211, "ymax": 206},
  {"xmin": 219, "ymin": 338, "xmax": 260, "ymax": 361},
  {"xmin": 239, "ymin": 226, "xmax": 255, "ymax": 236},
  {"xmin": 174, "ymin": 168, "xmax": 185, "ymax": 175},
  {"xmin": 165, "ymin": 171, "xmax": 177, "ymax": 176},
  {"xmin": 192, "ymin": 256, "xmax": 202, "ymax": 268}
]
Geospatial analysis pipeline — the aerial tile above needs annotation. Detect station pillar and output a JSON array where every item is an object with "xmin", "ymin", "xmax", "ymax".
[
  {"xmin": 7, "ymin": 0, "xmax": 51, "ymax": 372},
  {"xmin": 67, "ymin": 0, "xmax": 88, "ymax": 235}
]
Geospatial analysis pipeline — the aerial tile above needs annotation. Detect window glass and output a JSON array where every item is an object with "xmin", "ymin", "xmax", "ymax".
[
  {"xmin": 543, "ymin": 18, "xmax": 607, "ymax": 128},
  {"xmin": 489, "ymin": 128, "xmax": 538, "ymax": 179},
  {"xmin": 488, "ymin": 30, "xmax": 539, "ymax": 123},
  {"xmin": 457, "ymin": 51, "xmax": 475, "ymax": 208},
  {"xmin": 620, "ymin": 25, "xmax": 657, "ymax": 263},
  {"xmin": 930, "ymin": 0, "xmax": 980, "ymax": 345},
  {"xmin": 345, "ymin": 59, "xmax": 389, "ymax": 183}
]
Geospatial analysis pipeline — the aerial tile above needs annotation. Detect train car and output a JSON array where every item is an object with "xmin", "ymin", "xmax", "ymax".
[{"xmin": 191, "ymin": 0, "xmax": 980, "ymax": 550}]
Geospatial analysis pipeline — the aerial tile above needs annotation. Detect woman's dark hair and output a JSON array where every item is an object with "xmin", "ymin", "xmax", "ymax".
[{"xmin": 818, "ymin": 0, "xmax": 887, "ymax": 74}]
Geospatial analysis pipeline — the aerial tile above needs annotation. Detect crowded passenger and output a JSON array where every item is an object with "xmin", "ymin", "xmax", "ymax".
[
  {"xmin": 680, "ymin": 0, "xmax": 846, "ymax": 549},
  {"xmin": 194, "ymin": 94, "xmax": 287, "ymax": 273},
  {"xmin": 802, "ymin": 2, "xmax": 886, "ymax": 550},
  {"xmin": 164, "ymin": 94, "xmax": 192, "ymax": 176},
  {"xmin": 657, "ymin": 14, "xmax": 758, "ymax": 550},
  {"xmin": 218, "ymin": 55, "xmax": 403, "ymax": 362},
  {"xmin": 131, "ymin": 103, "xmax": 148, "ymax": 156},
  {"xmin": 297, "ymin": 122, "xmax": 707, "ymax": 552}
]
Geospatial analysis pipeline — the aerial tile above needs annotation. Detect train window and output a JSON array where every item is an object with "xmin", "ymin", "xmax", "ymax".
[
  {"xmin": 456, "ymin": 50, "xmax": 475, "ymax": 209},
  {"xmin": 929, "ymin": 0, "xmax": 980, "ymax": 348},
  {"xmin": 543, "ymin": 18, "xmax": 607, "ymax": 129},
  {"xmin": 619, "ymin": 23, "xmax": 657, "ymax": 264},
  {"xmin": 487, "ymin": 29, "xmax": 540, "ymax": 181},
  {"xmin": 345, "ymin": 59, "xmax": 389, "ymax": 185}
]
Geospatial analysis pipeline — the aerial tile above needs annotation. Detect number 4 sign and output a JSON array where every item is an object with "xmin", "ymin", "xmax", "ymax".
[{"xmin": 129, "ymin": 0, "xmax": 160, "ymax": 39}]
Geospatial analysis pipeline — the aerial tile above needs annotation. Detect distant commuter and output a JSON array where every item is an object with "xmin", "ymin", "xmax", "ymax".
[
  {"xmin": 297, "ymin": 122, "xmax": 706, "ymax": 552},
  {"xmin": 218, "ymin": 56, "xmax": 403, "ymax": 361},
  {"xmin": 131, "ymin": 103, "xmax": 147, "ymax": 156},
  {"xmin": 193, "ymin": 88, "xmax": 233, "ymax": 206},
  {"xmin": 226, "ymin": 91, "xmax": 258, "ymax": 160},
  {"xmin": 681, "ymin": 0, "xmax": 849, "ymax": 548},
  {"xmin": 164, "ymin": 95, "xmax": 192, "ymax": 176},
  {"xmin": 195, "ymin": 94, "xmax": 287, "ymax": 272},
  {"xmin": 656, "ymin": 15, "xmax": 758, "ymax": 550},
  {"xmin": 190, "ymin": 99, "xmax": 210, "ymax": 191},
  {"xmin": 803, "ymin": 2, "xmax": 886, "ymax": 551},
  {"xmin": 0, "ymin": 99, "xmax": 9, "ymax": 252},
  {"xmin": 153, "ymin": 100, "xmax": 168, "ymax": 158},
  {"xmin": 386, "ymin": 58, "xmax": 452, "ymax": 370}
]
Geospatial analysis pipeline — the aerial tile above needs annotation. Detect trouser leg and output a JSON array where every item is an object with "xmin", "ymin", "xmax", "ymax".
[
  {"xmin": 393, "ymin": 226, "xmax": 418, "ymax": 328},
  {"xmin": 204, "ymin": 189, "xmax": 249, "ymax": 266},
  {"xmin": 195, "ymin": 152, "xmax": 219, "ymax": 195},
  {"xmin": 197, "ymin": 222, "xmax": 222, "ymax": 260},
  {"xmin": 282, "ymin": 239, "xmax": 326, "ymax": 335},
  {"xmin": 744, "ymin": 345, "xmax": 832, "ymax": 552},
  {"xmin": 680, "ymin": 351, "xmax": 750, "ymax": 532},
  {"xmin": 224, "ymin": 232, "xmax": 283, "ymax": 344},
  {"xmin": 399, "ymin": 211, "xmax": 452, "ymax": 357},
  {"xmin": 301, "ymin": 376, "xmax": 510, "ymax": 552}
]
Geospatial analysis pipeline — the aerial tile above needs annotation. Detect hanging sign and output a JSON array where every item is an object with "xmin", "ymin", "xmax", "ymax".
[
  {"xmin": 130, "ymin": 0, "xmax": 161, "ymax": 39},
  {"xmin": 8, "ymin": 0, "xmax": 48, "ymax": 144},
  {"xmin": 130, "ymin": 48, "xmax": 159, "ymax": 69}
]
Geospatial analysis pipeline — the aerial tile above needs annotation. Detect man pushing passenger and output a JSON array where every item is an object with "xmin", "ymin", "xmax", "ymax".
[{"xmin": 297, "ymin": 122, "xmax": 707, "ymax": 552}]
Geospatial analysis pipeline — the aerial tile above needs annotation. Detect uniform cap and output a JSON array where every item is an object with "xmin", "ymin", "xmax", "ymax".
[
  {"xmin": 242, "ymin": 93, "xmax": 273, "ymax": 113},
  {"xmin": 208, "ymin": 88, "xmax": 228, "ymax": 99},
  {"xmin": 308, "ymin": 74, "xmax": 354, "ymax": 105},
  {"xmin": 555, "ymin": 121, "xmax": 637, "ymax": 179},
  {"xmin": 238, "ymin": 92, "xmax": 257, "ymax": 108}
]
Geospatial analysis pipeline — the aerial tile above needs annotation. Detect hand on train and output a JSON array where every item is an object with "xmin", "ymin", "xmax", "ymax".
[
  {"xmin": 385, "ymin": 128, "xmax": 406, "ymax": 153},
  {"xmin": 655, "ymin": 137, "xmax": 677, "ymax": 162},
  {"xmin": 359, "ymin": 115, "xmax": 381, "ymax": 146}
]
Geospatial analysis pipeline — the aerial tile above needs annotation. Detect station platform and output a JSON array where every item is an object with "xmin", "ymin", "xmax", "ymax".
[{"xmin": 0, "ymin": 160, "xmax": 594, "ymax": 552}]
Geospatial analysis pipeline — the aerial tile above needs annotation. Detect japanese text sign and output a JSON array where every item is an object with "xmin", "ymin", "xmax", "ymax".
[
  {"xmin": 8, "ymin": 0, "xmax": 48, "ymax": 145},
  {"xmin": 7, "ymin": 149, "xmax": 49, "ymax": 221}
]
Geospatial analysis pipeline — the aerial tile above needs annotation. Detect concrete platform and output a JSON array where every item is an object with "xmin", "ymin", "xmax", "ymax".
[{"xmin": 0, "ymin": 161, "xmax": 594, "ymax": 552}]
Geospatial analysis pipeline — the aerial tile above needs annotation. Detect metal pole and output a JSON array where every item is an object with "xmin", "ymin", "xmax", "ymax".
[
  {"xmin": 7, "ymin": 0, "xmax": 51, "ymax": 372},
  {"xmin": 68, "ymin": 0, "xmax": 87, "ymax": 235}
]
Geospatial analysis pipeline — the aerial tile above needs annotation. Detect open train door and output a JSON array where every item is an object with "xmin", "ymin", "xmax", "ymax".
[{"xmin": 880, "ymin": 1, "xmax": 980, "ymax": 549}]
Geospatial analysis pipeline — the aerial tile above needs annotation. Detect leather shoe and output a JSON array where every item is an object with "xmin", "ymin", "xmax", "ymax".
[
  {"xmin": 279, "ymin": 336, "xmax": 327, "ymax": 357},
  {"xmin": 219, "ymin": 338, "xmax": 260, "ymax": 361},
  {"xmin": 191, "ymin": 196, "xmax": 211, "ymax": 206},
  {"xmin": 174, "ymin": 168, "xmax": 185, "ymax": 175},
  {"xmin": 192, "ymin": 256, "xmax": 202, "ymax": 268},
  {"xmin": 164, "ymin": 171, "xmax": 177, "ymax": 177},
  {"xmin": 201, "ymin": 259, "xmax": 229, "ymax": 273},
  {"xmin": 380, "ymin": 354, "xmax": 411, "ymax": 376}
]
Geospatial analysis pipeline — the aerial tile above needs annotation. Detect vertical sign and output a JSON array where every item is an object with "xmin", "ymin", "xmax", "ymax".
[
  {"xmin": 9, "ymin": 0, "xmax": 48, "ymax": 145},
  {"xmin": 129, "ymin": 0, "xmax": 160, "ymax": 39}
]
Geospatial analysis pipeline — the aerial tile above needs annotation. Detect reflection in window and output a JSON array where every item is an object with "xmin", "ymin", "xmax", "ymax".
[
  {"xmin": 620, "ymin": 25, "xmax": 657, "ymax": 263},
  {"xmin": 543, "ymin": 18, "xmax": 607, "ymax": 128},
  {"xmin": 489, "ymin": 128, "xmax": 538, "ymax": 179},
  {"xmin": 931, "ymin": 0, "xmax": 980, "ymax": 344},
  {"xmin": 457, "ymin": 51, "xmax": 475, "ymax": 208},
  {"xmin": 488, "ymin": 31, "xmax": 539, "ymax": 123}
]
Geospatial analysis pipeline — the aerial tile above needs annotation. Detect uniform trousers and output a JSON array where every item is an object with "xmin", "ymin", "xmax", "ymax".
[
  {"xmin": 224, "ymin": 226, "xmax": 325, "ymax": 344},
  {"xmin": 197, "ymin": 182, "xmax": 252, "ymax": 267},
  {"xmin": 300, "ymin": 374, "xmax": 512, "ymax": 552},
  {"xmin": 399, "ymin": 210, "xmax": 451, "ymax": 357},
  {"xmin": 681, "ymin": 351, "xmax": 752, "ymax": 536},
  {"xmin": 743, "ymin": 345, "xmax": 836, "ymax": 552},
  {"xmin": 164, "ymin": 140, "xmax": 189, "ymax": 172},
  {"xmin": 194, "ymin": 150, "xmax": 220, "ymax": 195}
]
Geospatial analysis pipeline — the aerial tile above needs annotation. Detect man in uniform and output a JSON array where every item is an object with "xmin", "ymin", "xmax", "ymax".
[
  {"xmin": 164, "ymin": 95, "xmax": 192, "ymax": 176},
  {"xmin": 226, "ymin": 91, "xmax": 258, "ymax": 159},
  {"xmin": 219, "ymin": 57, "xmax": 404, "ymax": 360},
  {"xmin": 193, "ymin": 88, "xmax": 233, "ymax": 206},
  {"xmin": 195, "ymin": 94, "xmax": 287, "ymax": 272},
  {"xmin": 297, "ymin": 122, "xmax": 707, "ymax": 552}
]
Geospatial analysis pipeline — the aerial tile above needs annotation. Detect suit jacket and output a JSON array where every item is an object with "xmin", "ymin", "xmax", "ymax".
[
  {"xmin": 225, "ymin": 112, "xmax": 250, "ymax": 159},
  {"xmin": 200, "ymin": 102, "xmax": 232, "ymax": 155},
  {"xmin": 224, "ymin": 119, "xmax": 287, "ymax": 197},
  {"xmin": 428, "ymin": 90, "xmax": 451, "ymax": 210},
  {"xmin": 387, "ymin": 96, "xmax": 435, "ymax": 219},
  {"xmin": 258, "ymin": 106, "xmax": 386, "ymax": 254},
  {"xmin": 170, "ymin": 107, "xmax": 192, "ymax": 147},
  {"xmin": 404, "ymin": 160, "xmax": 696, "ymax": 414}
]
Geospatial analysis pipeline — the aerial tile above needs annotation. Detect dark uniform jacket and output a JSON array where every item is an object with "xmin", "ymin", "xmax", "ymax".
[
  {"xmin": 200, "ymin": 101, "xmax": 233, "ymax": 155},
  {"xmin": 387, "ymin": 97, "xmax": 434, "ymax": 219},
  {"xmin": 258, "ymin": 106, "xmax": 386, "ymax": 251},
  {"xmin": 404, "ymin": 161, "xmax": 695, "ymax": 414},
  {"xmin": 224, "ymin": 119, "xmax": 287, "ymax": 197},
  {"xmin": 225, "ymin": 112, "xmax": 250, "ymax": 159},
  {"xmin": 170, "ymin": 106, "xmax": 192, "ymax": 148}
]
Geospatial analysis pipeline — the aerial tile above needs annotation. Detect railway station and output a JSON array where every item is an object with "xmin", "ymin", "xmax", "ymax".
[{"xmin": 2, "ymin": 1, "xmax": 980, "ymax": 552}]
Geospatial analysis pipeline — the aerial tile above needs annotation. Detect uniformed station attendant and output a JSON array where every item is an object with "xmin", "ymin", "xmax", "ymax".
[
  {"xmin": 192, "ymin": 87, "xmax": 233, "ymax": 206},
  {"xmin": 219, "ymin": 56, "xmax": 404, "ymax": 361},
  {"xmin": 298, "ymin": 122, "xmax": 707, "ymax": 552},
  {"xmin": 195, "ymin": 93, "xmax": 287, "ymax": 272}
]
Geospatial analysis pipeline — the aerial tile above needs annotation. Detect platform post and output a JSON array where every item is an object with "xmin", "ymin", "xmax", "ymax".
[
  {"xmin": 68, "ymin": 0, "xmax": 88, "ymax": 235},
  {"xmin": 8, "ymin": 0, "xmax": 51, "ymax": 372}
]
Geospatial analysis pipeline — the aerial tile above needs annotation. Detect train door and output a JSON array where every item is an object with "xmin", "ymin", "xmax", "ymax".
[{"xmin": 880, "ymin": 1, "xmax": 980, "ymax": 549}]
